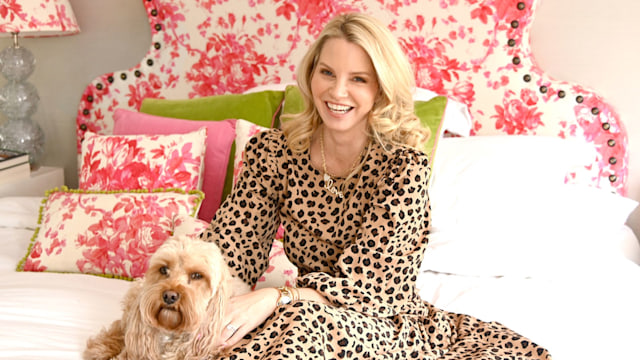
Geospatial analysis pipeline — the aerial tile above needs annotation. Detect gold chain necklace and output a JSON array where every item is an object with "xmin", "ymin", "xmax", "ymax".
[{"xmin": 320, "ymin": 129, "xmax": 368, "ymax": 199}]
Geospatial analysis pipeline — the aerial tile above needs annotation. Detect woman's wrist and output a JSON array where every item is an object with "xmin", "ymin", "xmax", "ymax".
[
  {"xmin": 273, "ymin": 286, "xmax": 331, "ymax": 306},
  {"xmin": 275, "ymin": 286, "xmax": 300, "ymax": 307}
]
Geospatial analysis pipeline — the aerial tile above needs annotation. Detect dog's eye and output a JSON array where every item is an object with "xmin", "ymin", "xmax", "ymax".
[
  {"xmin": 190, "ymin": 272, "xmax": 203, "ymax": 280},
  {"xmin": 159, "ymin": 266, "xmax": 169, "ymax": 275}
]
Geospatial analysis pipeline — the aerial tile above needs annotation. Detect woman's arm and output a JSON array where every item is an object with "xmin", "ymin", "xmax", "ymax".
[
  {"xmin": 219, "ymin": 279, "xmax": 330, "ymax": 350},
  {"xmin": 200, "ymin": 130, "xmax": 284, "ymax": 285}
]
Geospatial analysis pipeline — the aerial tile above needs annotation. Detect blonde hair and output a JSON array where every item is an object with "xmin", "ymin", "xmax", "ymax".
[{"xmin": 281, "ymin": 12, "xmax": 430, "ymax": 153}]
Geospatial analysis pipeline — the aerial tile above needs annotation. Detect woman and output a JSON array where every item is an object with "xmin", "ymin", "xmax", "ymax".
[{"xmin": 200, "ymin": 12, "xmax": 551, "ymax": 359}]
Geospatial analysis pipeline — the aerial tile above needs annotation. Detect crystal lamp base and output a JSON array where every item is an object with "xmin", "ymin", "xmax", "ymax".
[
  {"xmin": 0, "ymin": 35, "xmax": 43, "ymax": 170},
  {"xmin": 0, "ymin": 117, "xmax": 44, "ymax": 170}
]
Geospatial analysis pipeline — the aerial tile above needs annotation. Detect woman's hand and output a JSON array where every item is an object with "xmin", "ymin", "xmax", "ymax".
[{"xmin": 218, "ymin": 287, "xmax": 279, "ymax": 350}]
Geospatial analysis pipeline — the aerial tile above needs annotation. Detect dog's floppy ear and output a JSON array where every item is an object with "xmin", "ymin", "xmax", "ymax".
[
  {"xmin": 188, "ymin": 266, "xmax": 232, "ymax": 356},
  {"xmin": 120, "ymin": 281, "xmax": 163, "ymax": 359},
  {"xmin": 82, "ymin": 319, "xmax": 125, "ymax": 360}
]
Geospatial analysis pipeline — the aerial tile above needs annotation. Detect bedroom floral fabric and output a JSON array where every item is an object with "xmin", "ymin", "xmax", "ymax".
[
  {"xmin": 233, "ymin": 119, "xmax": 269, "ymax": 186},
  {"xmin": 79, "ymin": 129, "xmax": 206, "ymax": 192},
  {"xmin": 0, "ymin": 0, "xmax": 80, "ymax": 34},
  {"xmin": 17, "ymin": 188, "xmax": 204, "ymax": 279},
  {"xmin": 76, "ymin": 0, "xmax": 628, "ymax": 195}
]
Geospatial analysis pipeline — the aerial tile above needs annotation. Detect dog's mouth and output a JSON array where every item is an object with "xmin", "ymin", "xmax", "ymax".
[{"xmin": 157, "ymin": 306, "xmax": 183, "ymax": 330}]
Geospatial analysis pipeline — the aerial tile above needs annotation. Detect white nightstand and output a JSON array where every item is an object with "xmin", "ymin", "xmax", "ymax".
[{"xmin": 0, "ymin": 166, "xmax": 65, "ymax": 197}]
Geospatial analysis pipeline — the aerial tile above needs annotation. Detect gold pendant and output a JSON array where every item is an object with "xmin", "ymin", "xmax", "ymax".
[{"xmin": 324, "ymin": 173, "xmax": 344, "ymax": 198}]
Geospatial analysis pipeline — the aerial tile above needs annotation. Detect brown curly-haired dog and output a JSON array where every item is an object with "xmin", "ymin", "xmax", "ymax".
[{"xmin": 83, "ymin": 235, "xmax": 249, "ymax": 360}]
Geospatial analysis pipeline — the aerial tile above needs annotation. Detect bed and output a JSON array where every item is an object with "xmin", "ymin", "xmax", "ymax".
[{"xmin": 1, "ymin": 0, "xmax": 639, "ymax": 359}]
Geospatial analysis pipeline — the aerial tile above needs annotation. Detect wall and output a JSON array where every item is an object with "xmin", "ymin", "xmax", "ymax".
[
  {"xmin": 530, "ymin": 0, "xmax": 640, "ymax": 238},
  {"xmin": 0, "ymin": 0, "xmax": 638, "ymax": 239},
  {"xmin": 0, "ymin": 0, "xmax": 150, "ymax": 183}
]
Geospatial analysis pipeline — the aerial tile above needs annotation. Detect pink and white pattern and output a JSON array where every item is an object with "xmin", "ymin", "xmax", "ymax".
[
  {"xmin": 18, "ymin": 188, "xmax": 204, "ymax": 279},
  {"xmin": 233, "ymin": 119, "xmax": 268, "ymax": 186},
  {"xmin": 255, "ymin": 238, "xmax": 298, "ymax": 290},
  {"xmin": 79, "ymin": 129, "xmax": 206, "ymax": 192},
  {"xmin": 76, "ymin": 0, "xmax": 628, "ymax": 195},
  {"xmin": 0, "ymin": 0, "xmax": 79, "ymax": 36}
]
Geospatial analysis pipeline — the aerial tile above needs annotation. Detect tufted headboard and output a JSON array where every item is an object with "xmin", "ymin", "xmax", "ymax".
[{"xmin": 76, "ymin": 0, "xmax": 628, "ymax": 195}]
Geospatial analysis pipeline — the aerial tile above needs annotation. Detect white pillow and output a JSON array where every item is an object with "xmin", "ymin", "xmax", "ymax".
[
  {"xmin": 422, "ymin": 184, "xmax": 638, "ymax": 278},
  {"xmin": 413, "ymin": 87, "xmax": 472, "ymax": 137},
  {"xmin": 429, "ymin": 135, "xmax": 595, "ymax": 232},
  {"xmin": 423, "ymin": 135, "xmax": 637, "ymax": 278},
  {"xmin": 0, "ymin": 196, "xmax": 43, "ymax": 229}
]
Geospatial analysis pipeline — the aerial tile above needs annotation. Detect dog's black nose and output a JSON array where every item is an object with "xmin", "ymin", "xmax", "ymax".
[{"xmin": 163, "ymin": 290, "xmax": 180, "ymax": 305}]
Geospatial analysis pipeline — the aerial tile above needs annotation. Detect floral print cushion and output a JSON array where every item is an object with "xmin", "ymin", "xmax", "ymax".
[
  {"xmin": 233, "ymin": 119, "xmax": 269, "ymax": 186},
  {"xmin": 17, "ymin": 187, "xmax": 204, "ymax": 279},
  {"xmin": 79, "ymin": 129, "xmax": 207, "ymax": 192},
  {"xmin": 112, "ymin": 109, "xmax": 238, "ymax": 222},
  {"xmin": 254, "ymin": 236, "xmax": 298, "ymax": 290}
]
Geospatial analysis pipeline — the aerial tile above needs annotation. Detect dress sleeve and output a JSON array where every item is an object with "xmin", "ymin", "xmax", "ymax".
[
  {"xmin": 199, "ymin": 130, "xmax": 284, "ymax": 286},
  {"xmin": 297, "ymin": 149, "xmax": 431, "ymax": 317}
]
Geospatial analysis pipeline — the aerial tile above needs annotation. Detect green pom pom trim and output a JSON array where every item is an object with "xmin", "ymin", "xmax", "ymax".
[{"xmin": 15, "ymin": 186, "xmax": 206, "ymax": 281}]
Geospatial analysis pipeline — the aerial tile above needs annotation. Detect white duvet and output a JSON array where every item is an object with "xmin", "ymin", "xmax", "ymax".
[
  {"xmin": 417, "ymin": 259, "xmax": 640, "ymax": 359},
  {"xmin": 1, "ymin": 196, "xmax": 639, "ymax": 360}
]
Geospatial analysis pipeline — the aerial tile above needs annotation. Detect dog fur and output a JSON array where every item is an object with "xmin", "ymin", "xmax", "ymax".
[{"xmin": 83, "ymin": 235, "xmax": 249, "ymax": 360}]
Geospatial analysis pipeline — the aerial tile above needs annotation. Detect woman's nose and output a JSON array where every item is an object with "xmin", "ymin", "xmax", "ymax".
[{"xmin": 330, "ymin": 77, "xmax": 348, "ymax": 98}]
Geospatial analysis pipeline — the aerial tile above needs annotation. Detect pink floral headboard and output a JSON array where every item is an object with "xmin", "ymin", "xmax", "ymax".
[{"xmin": 76, "ymin": 0, "xmax": 628, "ymax": 195}]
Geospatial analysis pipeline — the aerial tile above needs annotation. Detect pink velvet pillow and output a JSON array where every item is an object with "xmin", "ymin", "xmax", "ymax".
[{"xmin": 113, "ymin": 109, "xmax": 236, "ymax": 221}]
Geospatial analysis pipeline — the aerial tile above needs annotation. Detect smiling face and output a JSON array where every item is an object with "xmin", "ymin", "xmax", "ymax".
[{"xmin": 310, "ymin": 37, "xmax": 379, "ymax": 136}]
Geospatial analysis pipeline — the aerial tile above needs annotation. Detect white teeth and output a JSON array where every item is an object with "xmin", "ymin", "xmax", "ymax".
[{"xmin": 327, "ymin": 102, "xmax": 352, "ymax": 113}]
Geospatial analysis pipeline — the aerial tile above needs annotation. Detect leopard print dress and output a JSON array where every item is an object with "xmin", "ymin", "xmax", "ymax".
[{"xmin": 200, "ymin": 129, "xmax": 552, "ymax": 360}]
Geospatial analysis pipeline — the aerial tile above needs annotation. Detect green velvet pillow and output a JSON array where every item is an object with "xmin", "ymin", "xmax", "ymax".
[
  {"xmin": 139, "ymin": 90, "xmax": 285, "ymax": 208},
  {"xmin": 139, "ymin": 90, "xmax": 285, "ymax": 129},
  {"xmin": 281, "ymin": 85, "xmax": 447, "ymax": 164},
  {"xmin": 282, "ymin": 84, "xmax": 305, "ymax": 116},
  {"xmin": 414, "ymin": 96, "xmax": 447, "ymax": 163}
]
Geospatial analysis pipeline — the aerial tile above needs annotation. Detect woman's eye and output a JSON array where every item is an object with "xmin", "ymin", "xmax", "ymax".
[
  {"xmin": 159, "ymin": 266, "xmax": 169, "ymax": 275},
  {"xmin": 190, "ymin": 272, "xmax": 203, "ymax": 280},
  {"xmin": 353, "ymin": 76, "xmax": 366, "ymax": 83},
  {"xmin": 320, "ymin": 69, "xmax": 333, "ymax": 76}
]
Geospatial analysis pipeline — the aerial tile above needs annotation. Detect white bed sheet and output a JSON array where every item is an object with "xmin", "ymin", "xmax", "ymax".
[
  {"xmin": 418, "ymin": 257, "xmax": 640, "ymax": 359},
  {"xmin": 0, "ymin": 271, "xmax": 129, "ymax": 359},
  {"xmin": 0, "ymin": 197, "xmax": 130, "ymax": 360},
  {"xmin": 1, "ymin": 196, "xmax": 639, "ymax": 360}
]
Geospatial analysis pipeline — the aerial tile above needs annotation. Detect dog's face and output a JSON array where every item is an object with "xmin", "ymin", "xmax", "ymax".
[{"xmin": 138, "ymin": 236, "xmax": 229, "ymax": 333}]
